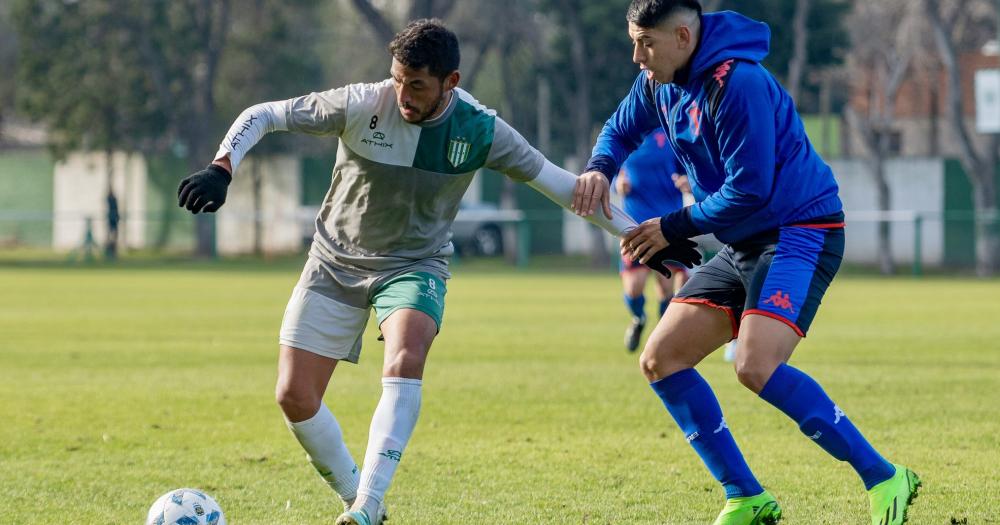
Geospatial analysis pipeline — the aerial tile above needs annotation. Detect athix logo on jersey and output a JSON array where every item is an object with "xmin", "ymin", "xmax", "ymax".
[
  {"xmin": 230, "ymin": 114, "xmax": 259, "ymax": 150},
  {"xmin": 713, "ymin": 418, "xmax": 728, "ymax": 434},
  {"xmin": 763, "ymin": 290, "xmax": 796, "ymax": 314},
  {"xmin": 713, "ymin": 59, "xmax": 735, "ymax": 87},
  {"xmin": 447, "ymin": 137, "xmax": 471, "ymax": 167},
  {"xmin": 361, "ymin": 132, "xmax": 394, "ymax": 149}
]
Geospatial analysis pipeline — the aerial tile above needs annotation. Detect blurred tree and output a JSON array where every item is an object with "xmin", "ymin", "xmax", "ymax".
[
  {"xmin": 843, "ymin": 0, "xmax": 919, "ymax": 275},
  {"xmin": 131, "ymin": 1, "xmax": 231, "ymax": 257},
  {"xmin": 552, "ymin": 0, "xmax": 612, "ymax": 266},
  {"xmin": 13, "ymin": 0, "xmax": 165, "ymax": 256},
  {"xmin": 541, "ymin": 0, "xmax": 633, "ymax": 163},
  {"xmin": 14, "ymin": 1, "xmax": 161, "ymax": 158},
  {"xmin": 0, "ymin": 2, "xmax": 17, "ymax": 143},
  {"xmin": 714, "ymin": 0, "xmax": 849, "ymax": 112},
  {"xmin": 216, "ymin": 0, "xmax": 324, "ymax": 255},
  {"xmin": 786, "ymin": 0, "xmax": 811, "ymax": 102},
  {"xmin": 14, "ymin": 0, "xmax": 329, "ymax": 256},
  {"xmin": 923, "ymin": 0, "xmax": 1000, "ymax": 276},
  {"xmin": 348, "ymin": 0, "xmax": 458, "ymax": 46},
  {"xmin": 14, "ymin": 0, "xmax": 234, "ymax": 256},
  {"xmin": 346, "ymin": 0, "xmax": 495, "ymax": 93}
]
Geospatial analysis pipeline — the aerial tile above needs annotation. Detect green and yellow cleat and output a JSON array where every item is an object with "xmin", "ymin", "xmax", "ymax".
[
  {"xmin": 712, "ymin": 490, "xmax": 781, "ymax": 525},
  {"xmin": 869, "ymin": 465, "xmax": 921, "ymax": 525}
]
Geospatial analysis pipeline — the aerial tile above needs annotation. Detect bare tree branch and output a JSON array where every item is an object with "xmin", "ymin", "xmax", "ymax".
[
  {"xmin": 787, "ymin": 0, "xmax": 811, "ymax": 102},
  {"xmin": 924, "ymin": 0, "xmax": 986, "ymax": 173},
  {"xmin": 923, "ymin": 0, "xmax": 998, "ymax": 276},
  {"xmin": 349, "ymin": 0, "xmax": 396, "ymax": 46},
  {"xmin": 843, "ymin": 0, "xmax": 917, "ymax": 274},
  {"xmin": 460, "ymin": 30, "xmax": 496, "ymax": 91}
]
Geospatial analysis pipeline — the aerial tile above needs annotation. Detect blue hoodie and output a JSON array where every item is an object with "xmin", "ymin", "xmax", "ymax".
[{"xmin": 586, "ymin": 11, "xmax": 843, "ymax": 244}]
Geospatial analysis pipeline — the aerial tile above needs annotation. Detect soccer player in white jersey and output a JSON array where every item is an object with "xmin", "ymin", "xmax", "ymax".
[{"xmin": 176, "ymin": 19, "xmax": 692, "ymax": 525}]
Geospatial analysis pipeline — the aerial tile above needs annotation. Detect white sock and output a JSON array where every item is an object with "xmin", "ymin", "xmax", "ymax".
[
  {"xmin": 286, "ymin": 403, "xmax": 360, "ymax": 503},
  {"xmin": 356, "ymin": 377, "xmax": 422, "ymax": 517}
]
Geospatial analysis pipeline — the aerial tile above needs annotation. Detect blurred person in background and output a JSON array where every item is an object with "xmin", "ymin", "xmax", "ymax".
[
  {"xmin": 105, "ymin": 190, "xmax": 119, "ymax": 260},
  {"xmin": 613, "ymin": 128, "xmax": 692, "ymax": 352}
]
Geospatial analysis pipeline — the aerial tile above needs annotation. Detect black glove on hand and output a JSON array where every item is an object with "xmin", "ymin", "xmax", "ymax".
[
  {"xmin": 177, "ymin": 164, "xmax": 232, "ymax": 214},
  {"xmin": 644, "ymin": 238, "xmax": 702, "ymax": 277}
]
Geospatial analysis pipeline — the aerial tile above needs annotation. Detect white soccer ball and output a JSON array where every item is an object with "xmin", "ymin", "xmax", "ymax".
[{"xmin": 145, "ymin": 488, "xmax": 226, "ymax": 525}]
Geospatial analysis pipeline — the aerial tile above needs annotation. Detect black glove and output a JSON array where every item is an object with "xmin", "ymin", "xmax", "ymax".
[
  {"xmin": 644, "ymin": 238, "xmax": 702, "ymax": 277},
  {"xmin": 177, "ymin": 164, "xmax": 232, "ymax": 214}
]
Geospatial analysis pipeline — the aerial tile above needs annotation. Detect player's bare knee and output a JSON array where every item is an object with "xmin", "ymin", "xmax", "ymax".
[
  {"xmin": 733, "ymin": 352, "xmax": 780, "ymax": 394},
  {"xmin": 275, "ymin": 382, "xmax": 319, "ymax": 422},
  {"xmin": 383, "ymin": 346, "xmax": 427, "ymax": 379},
  {"xmin": 639, "ymin": 345, "xmax": 685, "ymax": 382},
  {"xmin": 638, "ymin": 351, "xmax": 661, "ymax": 381}
]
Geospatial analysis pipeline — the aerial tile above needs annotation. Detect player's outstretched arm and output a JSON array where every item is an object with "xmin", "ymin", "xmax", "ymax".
[
  {"xmin": 177, "ymin": 101, "xmax": 289, "ymax": 214},
  {"xmin": 213, "ymin": 101, "xmax": 290, "ymax": 174},
  {"xmin": 526, "ymin": 160, "xmax": 638, "ymax": 237}
]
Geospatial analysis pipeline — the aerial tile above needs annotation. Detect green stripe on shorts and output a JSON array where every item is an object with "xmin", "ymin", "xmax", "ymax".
[{"xmin": 371, "ymin": 272, "xmax": 447, "ymax": 329}]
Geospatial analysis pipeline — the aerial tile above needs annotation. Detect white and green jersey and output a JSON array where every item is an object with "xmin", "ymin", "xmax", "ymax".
[{"xmin": 216, "ymin": 79, "xmax": 545, "ymax": 276}]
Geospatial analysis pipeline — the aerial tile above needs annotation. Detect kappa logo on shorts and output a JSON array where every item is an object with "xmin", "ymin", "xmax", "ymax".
[{"xmin": 763, "ymin": 290, "xmax": 796, "ymax": 314}]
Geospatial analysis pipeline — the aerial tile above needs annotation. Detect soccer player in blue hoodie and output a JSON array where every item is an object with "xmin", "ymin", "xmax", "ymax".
[{"xmin": 572, "ymin": 1, "xmax": 920, "ymax": 524}]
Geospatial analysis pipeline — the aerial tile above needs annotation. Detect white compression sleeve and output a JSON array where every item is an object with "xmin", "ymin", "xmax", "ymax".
[
  {"xmin": 286, "ymin": 403, "xmax": 360, "ymax": 503},
  {"xmin": 213, "ymin": 101, "xmax": 289, "ymax": 173},
  {"xmin": 526, "ymin": 160, "xmax": 638, "ymax": 237},
  {"xmin": 356, "ymin": 377, "xmax": 422, "ymax": 515}
]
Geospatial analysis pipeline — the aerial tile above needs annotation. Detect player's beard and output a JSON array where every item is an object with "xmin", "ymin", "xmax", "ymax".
[{"xmin": 401, "ymin": 90, "xmax": 449, "ymax": 124}]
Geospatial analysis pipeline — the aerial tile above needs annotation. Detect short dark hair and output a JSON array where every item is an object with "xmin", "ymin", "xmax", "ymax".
[
  {"xmin": 388, "ymin": 19, "xmax": 460, "ymax": 79},
  {"xmin": 626, "ymin": 0, "xmax": 702, "ymax": 28}
]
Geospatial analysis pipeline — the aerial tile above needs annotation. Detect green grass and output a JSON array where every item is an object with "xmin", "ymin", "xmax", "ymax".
[{"xmin": 1, "ymin": 259, "xmax": 998, "ymax": 524}]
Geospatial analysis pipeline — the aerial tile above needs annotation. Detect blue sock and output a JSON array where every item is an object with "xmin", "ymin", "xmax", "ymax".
[
  {"xmin": 624, "ymin": 294, "xmax": 645, "ymax": 320},
  {"xmin": 651, "ymin": 369, "xmax": 764, "ymax": 498},
  {"xmin": 759, "ymin": 363, "xmax": 896, "ymax": 490},
  {"xmin": 659, "ymin": 298, "xmax": 670, "ymax": 318}
]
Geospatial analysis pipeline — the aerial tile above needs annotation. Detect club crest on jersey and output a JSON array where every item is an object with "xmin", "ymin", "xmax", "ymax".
[{"xmin": 447, "ymin": 137, "xmax": 472, "ymax": 167}]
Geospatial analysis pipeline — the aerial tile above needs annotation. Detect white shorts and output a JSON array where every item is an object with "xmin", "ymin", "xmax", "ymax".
[
  {"xmin": 278, "ymin": 254, "xmax": 449, "ymax": 364},
  {"xmin": 279, "ymin": 285, "xmax": 369, "ymax": 363}
]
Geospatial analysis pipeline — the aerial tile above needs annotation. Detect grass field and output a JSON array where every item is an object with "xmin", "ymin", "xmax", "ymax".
[{"xmin": 1, "ymin": 258, "xmax": 998, "ymax": 524}]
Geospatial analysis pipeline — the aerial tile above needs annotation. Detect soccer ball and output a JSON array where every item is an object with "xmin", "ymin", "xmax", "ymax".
[{"xmin": 145, "ymin": 488, "xmax": 226, "ymax": 525}]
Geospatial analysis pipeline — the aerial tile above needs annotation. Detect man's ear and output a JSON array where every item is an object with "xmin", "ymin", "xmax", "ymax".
[
  {"xmin": 676, "ymin": 25, "xmax": 694, "ymax": 49},
  {"xmin": 443, "ymin": 70, "xmax": 461, "ymax": 90}
]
